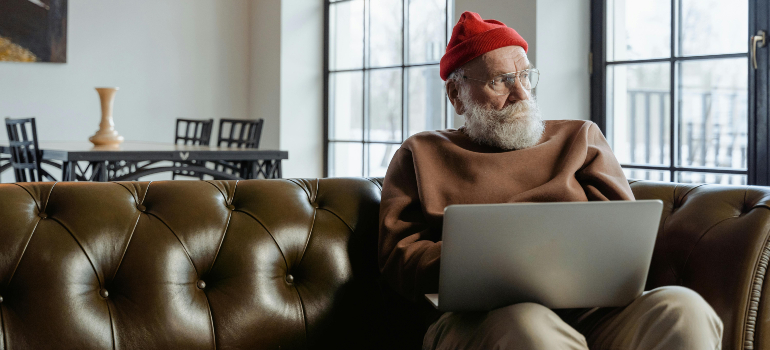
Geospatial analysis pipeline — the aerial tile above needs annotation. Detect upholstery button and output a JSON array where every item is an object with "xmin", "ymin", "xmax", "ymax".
[
  {"xmin": 137, "ymin": 204, "xmax": 146, "ymax": 212},
  {"xmin": 285, "ymin": 274, "xmax": 294, "ymax": 284},
  {"xmin": 227, "ymin": 205, "xmax": 235, "ymax": 211},
  {"xmin": 197, "ymin": 280, "xmax": 206, "ymax": 289},
  {"xmin": 38, "ymin": 212, "xmax": 47, "ymax": 219},
  {"xmin": 99, "ymin": 289, "xmax": 109, "ymax": 298}
]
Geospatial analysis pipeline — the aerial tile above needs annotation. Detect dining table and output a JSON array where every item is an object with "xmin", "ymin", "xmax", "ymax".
[{"xmin": 0, "ymin": 141, "xmax": 288, "ymax": 181}]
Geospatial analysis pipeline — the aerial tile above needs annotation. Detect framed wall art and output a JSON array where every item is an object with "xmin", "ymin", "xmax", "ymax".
[{"xmin": 0, "ymin": 0, "xmax": 67, "ymax": 63}]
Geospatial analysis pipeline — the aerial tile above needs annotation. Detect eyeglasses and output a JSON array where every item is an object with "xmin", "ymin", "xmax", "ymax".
[{"xmin": 463, "ymin": 68, "xmax": 540, "ymax": 95}]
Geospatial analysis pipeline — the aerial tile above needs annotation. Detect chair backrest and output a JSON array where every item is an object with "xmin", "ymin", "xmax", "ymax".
[
  {"xmin": 4, "ymin": 118, "xmax": 43, "ymax": 182},
  {"xmin": 175, "ymin": 118, "xmax": 213, "ymax": 146},
  {"xmin": 217, "ymin": 118, "xmax": 264, "ymax": 149}
]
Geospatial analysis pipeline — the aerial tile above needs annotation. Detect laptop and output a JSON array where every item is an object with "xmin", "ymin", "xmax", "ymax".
[{"xmin": 425, "ymin": 200, "xmax": 663, "ymax": 312}]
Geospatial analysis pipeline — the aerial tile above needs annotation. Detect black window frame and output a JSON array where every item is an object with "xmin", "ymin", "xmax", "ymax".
[
  {"xmin": 323, "ymin": 0, "xmax": 454, "ymax": 177},
  {"xmin": 590, "ymin": 0, "xmax": 770, "ymax": 185}
]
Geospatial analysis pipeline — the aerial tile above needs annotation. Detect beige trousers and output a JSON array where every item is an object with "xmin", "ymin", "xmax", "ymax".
[{"xmin": 423, "ymin": 286, "xmax": 723, "ymax": 350}]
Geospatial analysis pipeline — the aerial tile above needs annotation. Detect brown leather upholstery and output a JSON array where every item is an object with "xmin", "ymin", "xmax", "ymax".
[
  {"xmin": 0, "ymin": 179, "xmax": 388, "ymax": 349},
  {"xmin": 0, "ymin": 178, "xmax": 769, "ymax": 349},
  {"xmin": 629, "ymin": 180, "xmax": 770, "ymax": 350}
]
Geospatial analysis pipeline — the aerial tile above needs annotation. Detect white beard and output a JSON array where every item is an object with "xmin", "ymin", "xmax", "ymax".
[{"xmin": 461, "ymin": 97, "xmax": 545, "ymax": 150}]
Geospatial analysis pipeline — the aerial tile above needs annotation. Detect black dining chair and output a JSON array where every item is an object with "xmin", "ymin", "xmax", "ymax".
[
  {"xmin": 5, "ymin": 118, "xmax": 60, "ymax": 182},
  {"xmin": 175, "ymin": 118, "xmax": 214, "ymax": 146},
  {"xmin": 172, "ymin": 118, "xmax": 214, "ymax": 180},
  {"xmin": 217, "ymin": 118, "xmax": 264, "ymax": 149},
  {"xmin": 214, "ymin": 118, "xmax": 265, "ymax": 177}
]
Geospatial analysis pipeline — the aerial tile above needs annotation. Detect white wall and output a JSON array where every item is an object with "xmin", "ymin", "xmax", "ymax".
[
  {"xmin": 249, "ymin": 0, "xmax": 324, "ymax": 178},
  {"xmin": 279, "ymin": 0, "xmax": 324, "ymax": 178},
  {"xmin": 536, "ymin": 0, "xmax": 591, "ymax": 121},
  {"xmin": 0, "ymin": 0, "xmax": 252, "ymax": 181},
  {"xmin": 453, "ymin": 0, "xmax": 591, "ymax": 121},
  {"xmin": 250, "ymin": 0, "xmax": 282, "ymax": 151}
]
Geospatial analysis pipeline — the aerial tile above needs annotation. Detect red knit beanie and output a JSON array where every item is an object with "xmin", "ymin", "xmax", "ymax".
[{"xmin": 439, "ymin": 11, "xmax": 528, "ymax": 81}]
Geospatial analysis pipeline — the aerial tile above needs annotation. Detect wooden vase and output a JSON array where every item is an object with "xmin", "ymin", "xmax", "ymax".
[{"xmin": 89, "ymin": 87, "xmax": 124, "ymax": 146}]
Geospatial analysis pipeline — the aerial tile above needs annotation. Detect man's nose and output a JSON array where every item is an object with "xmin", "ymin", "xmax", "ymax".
[{"xmin": 507, "ymin": 79, "xmax": 530, "ymax": 102}]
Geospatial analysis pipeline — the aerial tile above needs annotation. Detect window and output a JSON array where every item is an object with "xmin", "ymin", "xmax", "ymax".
[
  {"xmin": 324, "ymin": 0, "xmax": 453, "ymax": 177},
  {"xmin": 591, "ymin": 0, "xmax": 768, "ymax": 185}
]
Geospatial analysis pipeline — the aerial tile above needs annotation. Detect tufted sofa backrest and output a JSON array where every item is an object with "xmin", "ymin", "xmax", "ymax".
[
  {"xmin": 0, "ymin": 178, "xmax": 387, "ymax": 349},
  {"xmin": 3, "ymin": 178, "xmax": 770, "ymax": 350}
]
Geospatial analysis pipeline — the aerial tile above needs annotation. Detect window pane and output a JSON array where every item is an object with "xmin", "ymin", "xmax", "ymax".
[
  {"xmin": 678, "ymin": 58, "xmax": 748, "ymax": 169},
  {"xmin": 329, "ymin": 142, "xmax": 363, "ymax": 177},
  {"xmin": 606, "ymin": 0, "xmax": 670, "ymax": 61},
  {"xmin": 408, "ymin": 65, "xmax": 444, "ymax": 136},
  {"xmin": 370, "ymin": 0, "xmax": 403, "ymax": 67},
  {"xmin": 329, "ymin": 0, "xmax": 364, "ymax": 70},
  {"xmin": 408, "ymin": 0, "xmax": 446, "ymax": 64},
  {"xmin": 367, "ymin": 143, "xmax": 399, "ymax": 177},
  {"xmin": 623, "ymin": 168, "xmax": 671, "ymax": 182},
  {"xmin": 329, "ymin": 71, "xmax": 364, "ymax": 141},
  {"xmin": 607, "ymin": 63, "xmax": 671, "ymax": 166},
  {"xmin": 676, "ymin": 171, "xmax": 747, "ymax": 185},
  {"xmin": 679, "ymin": 0, "xmax": 748, "ymax": 56},
  {"xmin": 368, "ymin": 68, "xmax": 402, "ymax": 142}
]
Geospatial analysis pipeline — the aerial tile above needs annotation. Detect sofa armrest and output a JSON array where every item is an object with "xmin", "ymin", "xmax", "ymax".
[{"xmin": 629, "ymin": 180, "xmax": 770, "ymax": 350}]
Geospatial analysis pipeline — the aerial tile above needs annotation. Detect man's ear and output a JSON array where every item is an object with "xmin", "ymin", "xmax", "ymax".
[{"xmin": 446, "ymin": 80, "xmax": 465, "ymax": 115}]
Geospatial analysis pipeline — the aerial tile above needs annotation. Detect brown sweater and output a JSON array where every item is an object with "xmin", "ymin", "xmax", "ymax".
[{"xmin": 378, "ymin": 120, "xmax": 635, "ymax": 302}]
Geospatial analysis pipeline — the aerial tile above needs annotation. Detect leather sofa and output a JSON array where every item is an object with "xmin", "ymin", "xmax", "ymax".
[{"xmin": 0, "ymin": 178, "xmax": 769, "ymax": 349}]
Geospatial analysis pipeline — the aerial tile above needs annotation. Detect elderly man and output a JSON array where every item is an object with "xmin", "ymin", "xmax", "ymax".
[{"xmin": 378, "ymin": 11, "xmax": 723, "ymax": 350}]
